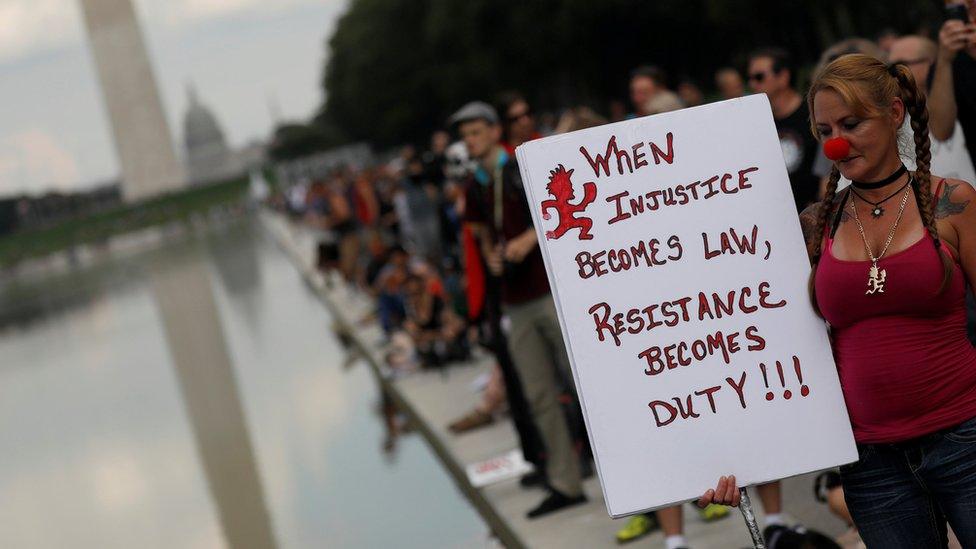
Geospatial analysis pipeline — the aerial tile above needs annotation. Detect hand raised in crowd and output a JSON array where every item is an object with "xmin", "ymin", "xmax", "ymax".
[
  {"xmin": 697, "ymin": 475, "xmax": 740, "ymax": 508},
  {"xmin": 503, "ymin": 230, "xmax": 538, "ymax": 263},
  {"xmin": 938, "ymin": 19, "xmax": 976, "ymax": 61}
]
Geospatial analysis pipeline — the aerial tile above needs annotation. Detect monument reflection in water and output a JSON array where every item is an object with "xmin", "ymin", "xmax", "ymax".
[
  {"xmin": 0, "ymin": 220, "xmax": 487, "ymax": 548},
  {"xmin": 149, "ymin": 238, "xmax": 276, "ymax": 549}
]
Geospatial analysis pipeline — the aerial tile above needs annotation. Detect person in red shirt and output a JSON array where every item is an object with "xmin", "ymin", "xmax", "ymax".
[
  {"xmin": 496, "ymin": 91, "xmax": 541, "ymax": 155},
  {"xmin": 701, "ymin": 54, "xmax": 976, "ymax": 548}
]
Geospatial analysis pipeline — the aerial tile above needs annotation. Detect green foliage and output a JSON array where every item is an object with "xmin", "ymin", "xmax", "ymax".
[
  {"xmin": 0, "ymin": 177, "xmax": 249, "ymax": 267},
  {"xmin": 269, "ymin": 122, "xmax": 347, "ymax": 161},
  {"xmin": 319, "ymin": 0, "xmax": 944, "ymax": 147}
]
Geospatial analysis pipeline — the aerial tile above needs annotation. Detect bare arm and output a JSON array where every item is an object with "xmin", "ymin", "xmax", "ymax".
[
  {"xmin": 503, "ymin": 228, "xmax": 538, "ymax": 263},
  {"xmin": 799, "ymin": 202, "xmax": 824, "ymax": 263},
  {"xmin": 929, "ymin": 58, "xmax": 958, "ymax": 141},
  {"xmin": 929, "ymin": 21, "xmax": 976, "ymax": 141}
]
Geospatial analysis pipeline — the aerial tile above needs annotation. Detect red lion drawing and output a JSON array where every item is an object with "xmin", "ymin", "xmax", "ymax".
[{"xmin": 541, "ymin": 164, "xmax": 597, "ymax": 240}]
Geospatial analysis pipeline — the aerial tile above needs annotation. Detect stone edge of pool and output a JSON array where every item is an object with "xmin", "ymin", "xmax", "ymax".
[{"xmin": 259, "ymin": 210, "xmax": 526, "ymax": 549}]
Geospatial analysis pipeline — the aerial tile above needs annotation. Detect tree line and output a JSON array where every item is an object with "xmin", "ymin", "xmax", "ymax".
[{"xmin": 270, "ymin": 0, "xmax": 946, "ymax": 159}]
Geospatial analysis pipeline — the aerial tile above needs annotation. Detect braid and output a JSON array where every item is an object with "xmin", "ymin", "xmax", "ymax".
[
  {"xmin": 808, "ymin": 166, "xmax": 842, "ymax": 315},
  {"xmin": 890, "ymin": 63, "xmax": 953, "ymax": 292},
  {"xmin": 811, "ymin": 167, "xmax": 842, "ymax": 264}
]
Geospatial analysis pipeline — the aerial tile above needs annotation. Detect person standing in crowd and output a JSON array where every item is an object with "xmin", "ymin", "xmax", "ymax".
[
  {"xmin": 715, "ymin": 67, "xmax": 746, "ymax": 100},
  {"xmin": 929, "ymin": 0, "xmax": 976, "ymax": 170},
  {"xmin": 304, "ymin": 179, "xmax": 339, "ymax": 278},
  {"xmin": 817, "ymin": 38, "xmax": 884, "ymax": 68},
  {"xmin": 702, "ymin": 53, "xmax": 976, "ymax": 548},
  {"xmin": 644, "ymin": 90, "xmax": 685, "ymax": 115},
  {"xmin": 452, "ymin": 101, "xmax": 586, "ymax": 518},
  {"xmin": 422, "ymin": 130, "xmax": 460, "ymax": 257},
  {"xmin": 876, "ymin": 27, "xmax": 900, "ymax": 55},
  {"xmin": 352, "ymin": 170, "xmax": 380, "ymax": 234},
  {"xmin": 890, "ymin": 34, "xmax": 976, "ymax": 181},
  {"xmin": 889, "ymin": 35, "xmax": 938, "ymax": 86},
  {"xmin": 677, "ymin": 78, "xmax": 704, "ymax": 107},
  {"xmin": 496, "ymin": 91, "xmax": 541, "ymax": 154},
  {"xmin": 608, "ymin": 99, "xmax": 628, "ymax": 122},
  {"xmin": 325, "ymin": 174, "xmax": 359, "ymax": 282},
  {"xmin": 399, "ymin": 153, "xmax": 443, "ymax": 263},
  {"xmin": 628, "ymin": 65, "xmax": 674, "ymax": 118},
  {"xmin": 553, "ymin": 106, "xmax": 607, "ymax": 134},
  {"xmin": 749, "ymin": 47, "xmax": 821, "ymax": 211},
  {"xmin": 421, "ymin": 130, "xmax": 449, "ymax": 189},
  {"xmin": 445, "ymin": 114, "xmax": 550, "ymax": 488}
]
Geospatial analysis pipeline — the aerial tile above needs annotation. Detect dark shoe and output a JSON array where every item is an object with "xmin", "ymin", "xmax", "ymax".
[
  {"xmin": 764, "ymin": 525, "xmax": 789, "ymax": 546},
  {"xmin": 813, "ymin": 470, "xmax": 841, "ymax": 503},
  {"xmin": 519, "ymin": 469, "xmax": 548, "ymax": 488},
  {"xmin": 763, "ymin": 524, "xmax": 841, "ymax": 549},
  {"xmin": 526, "ymin": 489, "xmax": 587, "ymax": 519},
  {"xmin": 447, "ymin": 409, "xmax": 494, "ymax": 434},
  {"xmin": 580, "ymin": 458, "xmax": 594, "ymax": 480}
]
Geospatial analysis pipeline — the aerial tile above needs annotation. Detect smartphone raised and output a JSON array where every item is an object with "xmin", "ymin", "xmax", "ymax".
[{"xmin": 946, "ymin": 2, "xmax": 969, "ymax": 22}]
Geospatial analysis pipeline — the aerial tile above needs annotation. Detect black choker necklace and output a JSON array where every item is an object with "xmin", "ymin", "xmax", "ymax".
[{"xmin": 851, "ymin": 165, "xmax": 907, "ymax": 190}]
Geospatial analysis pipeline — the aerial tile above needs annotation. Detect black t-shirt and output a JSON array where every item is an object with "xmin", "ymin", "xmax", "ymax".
[
  {"xmin": 953, "ymin": 52, "xmax": 976, "ymax": 167},
  {"xmin": 463, "ymin": 158, "xmax": 551, "ymax": 306},
  {"xmin": 421, "ymin": 151, "xmax": 446, "ymax": 188},
  {"xmin": 775, "ymin": 100, "xmax": 820, "ymax": 212}
]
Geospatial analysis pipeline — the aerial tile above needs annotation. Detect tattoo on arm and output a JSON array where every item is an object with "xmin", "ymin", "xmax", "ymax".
[
  {"xmin": 935, "ymin": 183, "xmax": 970, "ymax": 219},
  {"xmin": 799, "ymin": 204, "xmax": 821, "ymax": 260},
  {"xmin": 799, "ymin": 192, "xmax": 848, "ymax": 261}
]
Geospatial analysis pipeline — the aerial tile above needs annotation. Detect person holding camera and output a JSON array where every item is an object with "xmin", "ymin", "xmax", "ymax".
[
  {"xmin": 930, "ymin": 1, "xmax": 976, "ymax": 170},
  {"xmin": 451, "ymin": 101, "xmax": 586, "ymax": 519}
]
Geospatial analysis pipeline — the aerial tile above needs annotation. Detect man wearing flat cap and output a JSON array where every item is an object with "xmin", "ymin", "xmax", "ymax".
[{"xmin": 452, "ymin": 101, "xmax": 586, "ymax": 518}]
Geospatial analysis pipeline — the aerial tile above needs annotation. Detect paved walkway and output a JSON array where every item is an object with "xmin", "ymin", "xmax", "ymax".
[{"xmin": 261, "ymin": 211, "xmax": 853, "ymax": 549}]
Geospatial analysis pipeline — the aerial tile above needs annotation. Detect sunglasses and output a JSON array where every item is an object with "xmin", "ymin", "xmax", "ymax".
[
  {"xmin": 891, "ymin": 57, "xmax": 933, "ymax": 67},
  {"xmin": 506, "ymin": 109, "xmax": 532, "ymax": 123},
  {"xmin": 748, "ymin": 72, "xmax": 770, "ymax": 83}
]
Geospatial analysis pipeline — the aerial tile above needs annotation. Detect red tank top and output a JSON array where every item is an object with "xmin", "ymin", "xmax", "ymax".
[{"xmin": 816, "ymin": 185, "xmax": 976, "ymax": 443}]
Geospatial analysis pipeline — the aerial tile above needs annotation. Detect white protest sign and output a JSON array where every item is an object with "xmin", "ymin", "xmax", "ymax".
[{"xmin": 516, "ymin": 94, "xmax": 857, "ymax": 517}]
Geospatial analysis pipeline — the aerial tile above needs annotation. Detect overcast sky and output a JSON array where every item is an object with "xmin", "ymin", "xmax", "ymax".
[{"xmin": 0, "ymin": 0, "xmax": 348, "ymax": 196}]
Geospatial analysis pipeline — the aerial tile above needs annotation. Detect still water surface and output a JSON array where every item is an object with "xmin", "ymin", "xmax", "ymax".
[{"xmin": 0, "ymin": 219, "xmax": 486, "ymax": 548}]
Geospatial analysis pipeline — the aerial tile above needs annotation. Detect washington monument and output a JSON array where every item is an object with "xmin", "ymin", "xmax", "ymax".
[{"xmin": 79, "ymin": 0, "xmax": 185, "ymax": 202}]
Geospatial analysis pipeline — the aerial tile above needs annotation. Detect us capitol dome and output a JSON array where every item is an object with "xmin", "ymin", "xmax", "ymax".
[{"xmin": 183, "ymin": 85, "xmax": 244, "ymax": 184}]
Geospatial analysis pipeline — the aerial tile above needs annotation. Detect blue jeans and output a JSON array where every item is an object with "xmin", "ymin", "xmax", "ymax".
[
  {"xmin": 376, "ymin": 291, "xmax": 405, "ymax": 335},
  {"xmin": 840, "ymin": 416, "xmax": 976, "ymax": 548}
]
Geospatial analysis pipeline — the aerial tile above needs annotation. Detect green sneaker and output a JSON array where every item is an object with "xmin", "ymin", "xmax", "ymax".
[
  {"xmin": 615, "ymin": 513, "xmax": 659, "ymax": 544},
  {"xmin": 697, "ymin": 503, "xmax": 730, "ymax": 522}
]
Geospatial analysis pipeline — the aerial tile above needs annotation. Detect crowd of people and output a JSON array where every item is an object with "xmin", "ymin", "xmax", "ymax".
[{"xmin": 272, "ymin": 5, "xmax": 976, "ymax": 548}]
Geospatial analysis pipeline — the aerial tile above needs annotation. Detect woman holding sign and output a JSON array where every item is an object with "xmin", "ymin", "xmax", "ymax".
[{"xmin": 700, "ymin": 54, "xmax": 976, "ymax": 547}]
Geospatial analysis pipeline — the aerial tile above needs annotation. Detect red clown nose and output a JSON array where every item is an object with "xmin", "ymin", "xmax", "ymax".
[{"xmin": 823, "ymin": 137, "xmax": 850, "ymax": 161}]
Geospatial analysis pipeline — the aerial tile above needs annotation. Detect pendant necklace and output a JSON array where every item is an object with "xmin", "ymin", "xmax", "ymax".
[
  {"xmin": 850, "ymin": 180, "xmax": 912, "ymax": 295},
  {"xmin": 849, "ymin": 179, "xmax": 911, "ymax": 218}
]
